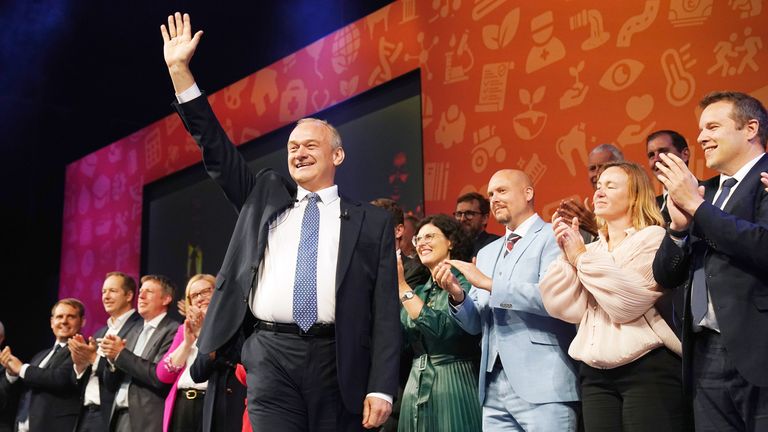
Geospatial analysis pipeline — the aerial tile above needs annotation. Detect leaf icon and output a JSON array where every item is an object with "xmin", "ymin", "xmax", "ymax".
[
  {"xmin": 499, "ymin": 8, "xmax": 520, "ymax": 47},
  {"xmin": 520, "ymin": 89, "xmax": 531, "ymax": 105},
  {"xmin": 532, "ymin": 86, "xmax": 546, "ymax": 104},
  {"xmin": 482, "ymin": 25, "xmax": 501, "ymax": 50}
]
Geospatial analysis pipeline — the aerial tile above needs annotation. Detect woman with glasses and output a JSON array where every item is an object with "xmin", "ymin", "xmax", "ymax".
[
  {"xmin": 397, "ymin": 214, "xmax": 482, "ymax": 432},
  {"xmin": 539, "ymin": 162, "xmax": 684, "ymax": 431},
  {"xmin": 156, "ymin": 274, "xmax": 245, "ymax": 432}
]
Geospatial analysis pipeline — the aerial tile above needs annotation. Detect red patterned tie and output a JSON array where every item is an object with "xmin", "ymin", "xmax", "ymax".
[{"xmin": 504, "ymin": 233, "xmax": 521, "ymax": 257}]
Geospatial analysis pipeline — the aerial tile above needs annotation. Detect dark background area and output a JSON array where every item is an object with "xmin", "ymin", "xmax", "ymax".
[{"xmin": 0, "ymin": 0, "xmax": 392, "ymax": 359}]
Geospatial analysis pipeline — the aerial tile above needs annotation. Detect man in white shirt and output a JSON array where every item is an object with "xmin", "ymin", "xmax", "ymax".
[
  {"xmin": 69, "ymin": 272, "xmax": 142, "ymax": 432},
  {"xmin": 654, "ymin": 91, "xmax": 768, "ymax": 431},
  {"xmin": 0, "ymin": 299, "xmax": 85, "ymax": 432}
]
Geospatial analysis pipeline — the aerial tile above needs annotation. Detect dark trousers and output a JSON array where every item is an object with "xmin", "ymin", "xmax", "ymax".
[
  {"xmin": 241, "ymin": 329, "xmax": 363, "ymax": 432},
  {"xmin": 170, "ymin": 390, "xmax": 205, "ymax": 432},
  {"xmin": 692, "ymin": 330, "xmax": 768, "ymax": 432},
  {"xmin": 580, "ymin": 348, "xmax": 685, "ymax": 432},
  {"xmin": 76, "ymin": 405, "xmax": 104, "ymax": 432}
]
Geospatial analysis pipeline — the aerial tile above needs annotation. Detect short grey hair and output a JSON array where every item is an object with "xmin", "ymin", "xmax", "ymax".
[
  {"xmin": 589, "ymin": 143, "xmax": 624, "ymax": 161},
  {"xmin": 296, "ymin": 118, "xmax": 343, "ymax": 149}
]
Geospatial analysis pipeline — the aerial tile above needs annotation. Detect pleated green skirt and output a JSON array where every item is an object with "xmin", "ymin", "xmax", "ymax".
[{"xmin": 398, "ymin": 357, "xmax": 482, "ymax": 432}]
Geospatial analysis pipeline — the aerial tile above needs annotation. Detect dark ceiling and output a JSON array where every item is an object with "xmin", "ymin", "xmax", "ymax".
[{"xmin": 0, "ymin": 0, "xmax": 392, "ymax": 355}]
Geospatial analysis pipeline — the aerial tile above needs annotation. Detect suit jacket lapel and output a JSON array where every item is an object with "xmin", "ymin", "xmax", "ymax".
[
  {"xmin": 722, "ymin": 153, "xmax": 768, "ymax": 214},
  {"xmin": 506, "ymin": 215, "xmax": 544, "ymax": 267},
  {"xmin": 336, "ymin": 199, "xmax": 363, "ymax": 292}
]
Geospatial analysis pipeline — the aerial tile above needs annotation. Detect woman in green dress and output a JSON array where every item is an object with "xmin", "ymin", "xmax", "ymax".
[{"xmin": 397, "ymin": 214, "xmax": 482, "ymax": 432}]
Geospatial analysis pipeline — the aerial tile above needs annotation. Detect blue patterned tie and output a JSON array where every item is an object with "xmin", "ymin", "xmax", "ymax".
[
  {"xmin": 691, "ymin": 178, "xmax": 737, "ymax": 322},
  {"xmin": 293, "ymin": 193, "xmax": 320, "ymax": 331}
]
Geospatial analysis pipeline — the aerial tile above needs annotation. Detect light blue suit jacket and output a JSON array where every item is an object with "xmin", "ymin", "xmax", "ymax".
[{"xmin": 451, "ymin": 214, "xmax": 579, "ymax": 404}]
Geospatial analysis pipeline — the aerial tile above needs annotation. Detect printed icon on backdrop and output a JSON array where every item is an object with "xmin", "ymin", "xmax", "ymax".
[
  {"xmin": 668, "ymin": 0, "xmax": 713, "ymax": 27},
  {"xmin": 569, "ymin": 9, "xmax": 609, "ymax": 51},
  {"xmin": 513, "ymin": 87, "xmax": 547, "ymax": 140},
  {"xmin": 737, "ymin": 27, "xmax": 762, "ymax": 74},
  {"xmin": 517, "ymin": 153, "xmax": 547, "ymax": 185},
  {"xmin": 662, "ymin": 44, "xmax": 697, "ymax": 107},
  {"xmin": 560, "ymin": 61, "xmax": 589, "ymax": 109},
  {"xmin": 240, "ymin": 128, "xmax": 261, "ymax": 143},
  {"xmin": 476, "ymin": 61, "xmax": 514, "ymax": 112},
  {"xmin": 283, "ymin": 54, "xmax": 297, "ymax": 73},
  {"xmin": 482, "ymin": 7, "xmax": 520, "ymax": 50},
  {"xmin": 340, "ymin": 76, "xmax": 360, "ymax": 97},
  {"xmin": 525, "ymin": 11, "xmax": 565, "ymax": 73},
  {"xmin": 405, "ymin": 32, "xmax": 439, "ymax": 80},
  {"xmin": 729, "ymin": 0, "xmax": 762, "ymax": 18},
  {"xmin": 311, "ymin": 89, "xmax": 331, "ymax": 112},
  {"xmin": 401, "ymin": 0, "xmax": 419, "ymax": 23},
  {"xmin": 599, "ymin": 59, "xmax": 644, "ymax": 91},
  {"xmin": 473, "ymin": 0, "xmax": 508, "ymax": 21},
  {"xmin": 366, "ymin": 4, "xmax": 391, "ymax": 38},
  {"xmin": 306, "ymin": 39, "xmax": 325, "ymax": 79},
  {"xmin": 250, "ymin": 69, "xmax": 278, "ymax": 116},
  {"xmin": 430, "ymin": 0, "xmax": 461, "ymax": 23},
  {"xmin": 224, "ymin": 79, "xmax": 248, "ymax": 109},
  {"xmin": 616, "ymin": 95, "xmax": 657, "ymax": 148},
  {"xmin": 422, "ymin": 94, "xmax": 434, "ymax": 128},
  {"xmin": 556, "ymin": 123, "xmax": 589, "ymax": 177},
  {"xmin": 332, "ymin": 24, "xmax": 361, "ymax": 75},
  {"xmin": 617, "ymin": 0, "xmax": 659, "ymax": 47},
  {"xmin": 445, "ymin": 32, "xmax": 475, "ymax": 84},
  {"xmin": 279, "ymin": 79, "xmax": 308, "ymax": 122},
  {"xmin": 435, "ymin": 104, "xmax": 466, "ymax": 149},
  {"xmin": 470, "ymin": 125, "xmax": 505, "ymax": 173},
  {"xmin": 145, "ymin": 128, "xmax": 162, "ymax": 170},
  {"xmin": 425, "ymin": 162, "xmax": 450, "ymax": 201},
  {"xmin": 707, "ymin": 33, "xmax": 740, "ymax": 76},
  {"xmin": 368, "ymin": 37, "xmax": 404, "ymax": 86}
]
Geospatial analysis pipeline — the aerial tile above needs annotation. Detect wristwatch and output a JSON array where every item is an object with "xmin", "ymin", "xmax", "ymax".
[{"xmin": 400, "ymin": 290, "xmax": 415, "ymax": 303}]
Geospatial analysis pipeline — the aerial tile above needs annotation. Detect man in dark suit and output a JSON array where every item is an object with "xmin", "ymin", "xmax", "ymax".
[
  {"xmin": 160, "ymin": 12, "xmax": 400, "ymax": 431},
  {"xmin": 0, "ymin": 299, "xmax": 85, "ymax": 432},
  {"xmin": 646, "ymin": 130, "xmax": 691, "ymax": 224},
  {"xmin": 101, "ymin": 275, "xmax": 179, "ymax": 432},
  {"xmin": 69, "ymin": 272, "xmax": 142, "ymax": 432},
  {"xmin": 454, "ymin": 192, "xmax": 500, "ymax": 256},
  {"xmin": 653, "ymin": 91, "xmax": 768, "ymax": 431}
]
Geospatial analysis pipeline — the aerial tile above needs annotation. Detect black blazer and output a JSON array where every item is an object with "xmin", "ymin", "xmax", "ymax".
[
  {"xmin": 7, "ymin": 344, "xmax": 82, "ymax": 432},
  {"xmin": 103, "ymin": 314, "xmax": 179, "ymax": 431},
  {"xmin": 653, "ymin": 154, "xmax": 768, "ymax": 388},
  {"xmin": 189, "ymin": 336, "xmax": 246, "ymax": 432},
  {"xmin": 73, "ymin": 311, "xmax": 142, "ymax": 431},
  {"xmin": 173, "ymin": 95, "xmax": 401, "ymax": 414},
  {"xmin": 0, "ymin": 366, "xmax": 20, "ymax": 432}
]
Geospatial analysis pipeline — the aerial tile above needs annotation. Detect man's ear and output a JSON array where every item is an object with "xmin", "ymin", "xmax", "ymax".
[{"xmin": 333, "ymin": 147, "xmax": 345, "ymax": 166}]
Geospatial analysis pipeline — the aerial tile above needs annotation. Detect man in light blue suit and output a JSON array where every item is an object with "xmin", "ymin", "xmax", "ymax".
[{"xmin": 441, "ymin": 169, "xmax": 580, "ymax": 431}]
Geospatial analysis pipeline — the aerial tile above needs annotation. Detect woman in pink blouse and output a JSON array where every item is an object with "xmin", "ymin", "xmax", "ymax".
[
  {"xmin": 540, "ymin": 161, "xmax": 684, "ymax": 431},
  {"xmin": 156, "ymin": 274, "xmax": 214, "ymax": 432}
]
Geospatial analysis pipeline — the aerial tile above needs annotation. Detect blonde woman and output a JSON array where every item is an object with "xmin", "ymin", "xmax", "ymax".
[{"xmin": 540, "ymin": 162, "xmax": 684, "ymax": 431}]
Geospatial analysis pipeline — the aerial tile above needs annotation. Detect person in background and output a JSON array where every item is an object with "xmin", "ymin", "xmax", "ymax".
[
  {"xmin": 645, "ymin": 130, "xmax": 691, "ymax": 224},
  {"xmin": 454, "ymin": 192, "xmax": 499, "ymax": 256},
  {"xmin": 540, "ymin": 161, "xmax": 684, "ymax": 431},
  {"xmin": 396, "ymin": 214, "xmax": 482, "ymax": 432}
]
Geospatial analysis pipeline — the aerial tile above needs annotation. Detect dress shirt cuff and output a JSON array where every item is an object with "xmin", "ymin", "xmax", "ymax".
[
  {"xmin": 176, "ymin": 83, "xmax": 202, "ymax": 103},
  {"xmin": 73, "ymin": 364, "xmax": 88, "ymax": 379},
  {"xmin": 366, "ymin": 392, "xmax": 393, "ymax": 405},
  {"xmin": 19, "ymin": 364, "xmax": 29, "ymax": 379},
  {"xmin": 5, "ymin": 371, "xmax": 18, "ymax": 383}
]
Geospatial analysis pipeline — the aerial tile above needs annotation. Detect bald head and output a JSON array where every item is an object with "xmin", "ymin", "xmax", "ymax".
[{"xmin": 487, "ymin": 169, "xmax": 535, "ymax": 230}]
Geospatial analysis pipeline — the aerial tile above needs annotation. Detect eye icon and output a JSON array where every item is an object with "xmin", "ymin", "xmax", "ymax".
[{"xmin": 599, "ymin": 59, "xmax": 644, "ymax": 91}]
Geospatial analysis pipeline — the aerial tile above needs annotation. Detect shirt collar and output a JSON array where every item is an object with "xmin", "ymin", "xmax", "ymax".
[
  {"xmin": 108, "ymin": 309, "xmax": 136, "ymax": 331},
  {"xmin": 296, "ymin": 185, "xmax": 339, "ymax": 206},
  {"xmin": 143, "ymin": 312, "xmax": 167, "ymax": 329},
  {"xmin": 505, "ymin": 213, "xmax": 537, "ymax": 238},
  {"xmin": 719, "ymin": 152, "xmax": 764, "ymax": 186}
]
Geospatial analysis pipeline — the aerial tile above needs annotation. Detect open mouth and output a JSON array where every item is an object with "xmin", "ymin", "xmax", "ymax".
[{"xmin": 295, "ymin": 161, "xmax": 314, "ymax": 169}]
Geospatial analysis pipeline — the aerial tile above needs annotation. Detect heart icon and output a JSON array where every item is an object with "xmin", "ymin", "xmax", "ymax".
[{"xmin": 626, "ymin": 94, "xmax": 653, "ymax": 122}]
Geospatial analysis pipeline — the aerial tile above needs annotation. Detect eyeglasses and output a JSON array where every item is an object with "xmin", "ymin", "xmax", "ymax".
[
  {"xmin": 188, "ymin": 286, "xmax": 213, "ymax": 302},
  {"xmin": 453, "ymin": 210, "xmax": 482, "ymax": 220},
  {"xmin": 412, "ymin": 232, "xmax": 444, "ymax": 247}
]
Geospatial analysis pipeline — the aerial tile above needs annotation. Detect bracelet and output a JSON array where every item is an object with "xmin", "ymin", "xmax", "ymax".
[
  {"xmin": 162, "ymin": 355, "xmax": 184, "ymax": 374},
  {"xmin": 667, "ymin": 227, "xmax": 688, "ymax": 239}
]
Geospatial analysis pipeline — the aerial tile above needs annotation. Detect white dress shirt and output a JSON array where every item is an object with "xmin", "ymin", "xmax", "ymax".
[{"xmin": 114, "ymin": 312, "xmax": 167, "ymax": 408}]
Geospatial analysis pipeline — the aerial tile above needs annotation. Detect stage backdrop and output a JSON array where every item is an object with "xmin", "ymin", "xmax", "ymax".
[{"xmin": 61, "ymin": 0, "xmax": 768, "ymax": 335}]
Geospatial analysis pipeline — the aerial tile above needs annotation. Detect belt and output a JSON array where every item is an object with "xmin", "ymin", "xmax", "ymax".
[
  {"xmin": 83, "ymin": 404, "xmax": 100, "ymax": 412},
  {"xmin": 254, "ymin": 320, "xmax": 335, "ymax": 337},
  {"xmin": 179, "ymin": 388, "xmax": 206, "ymax": 400}
]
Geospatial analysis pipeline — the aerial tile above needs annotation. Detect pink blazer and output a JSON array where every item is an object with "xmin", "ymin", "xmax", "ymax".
[{"xmin": 155, "ymin": 325, "xmax": 188, "ymax": 432}]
